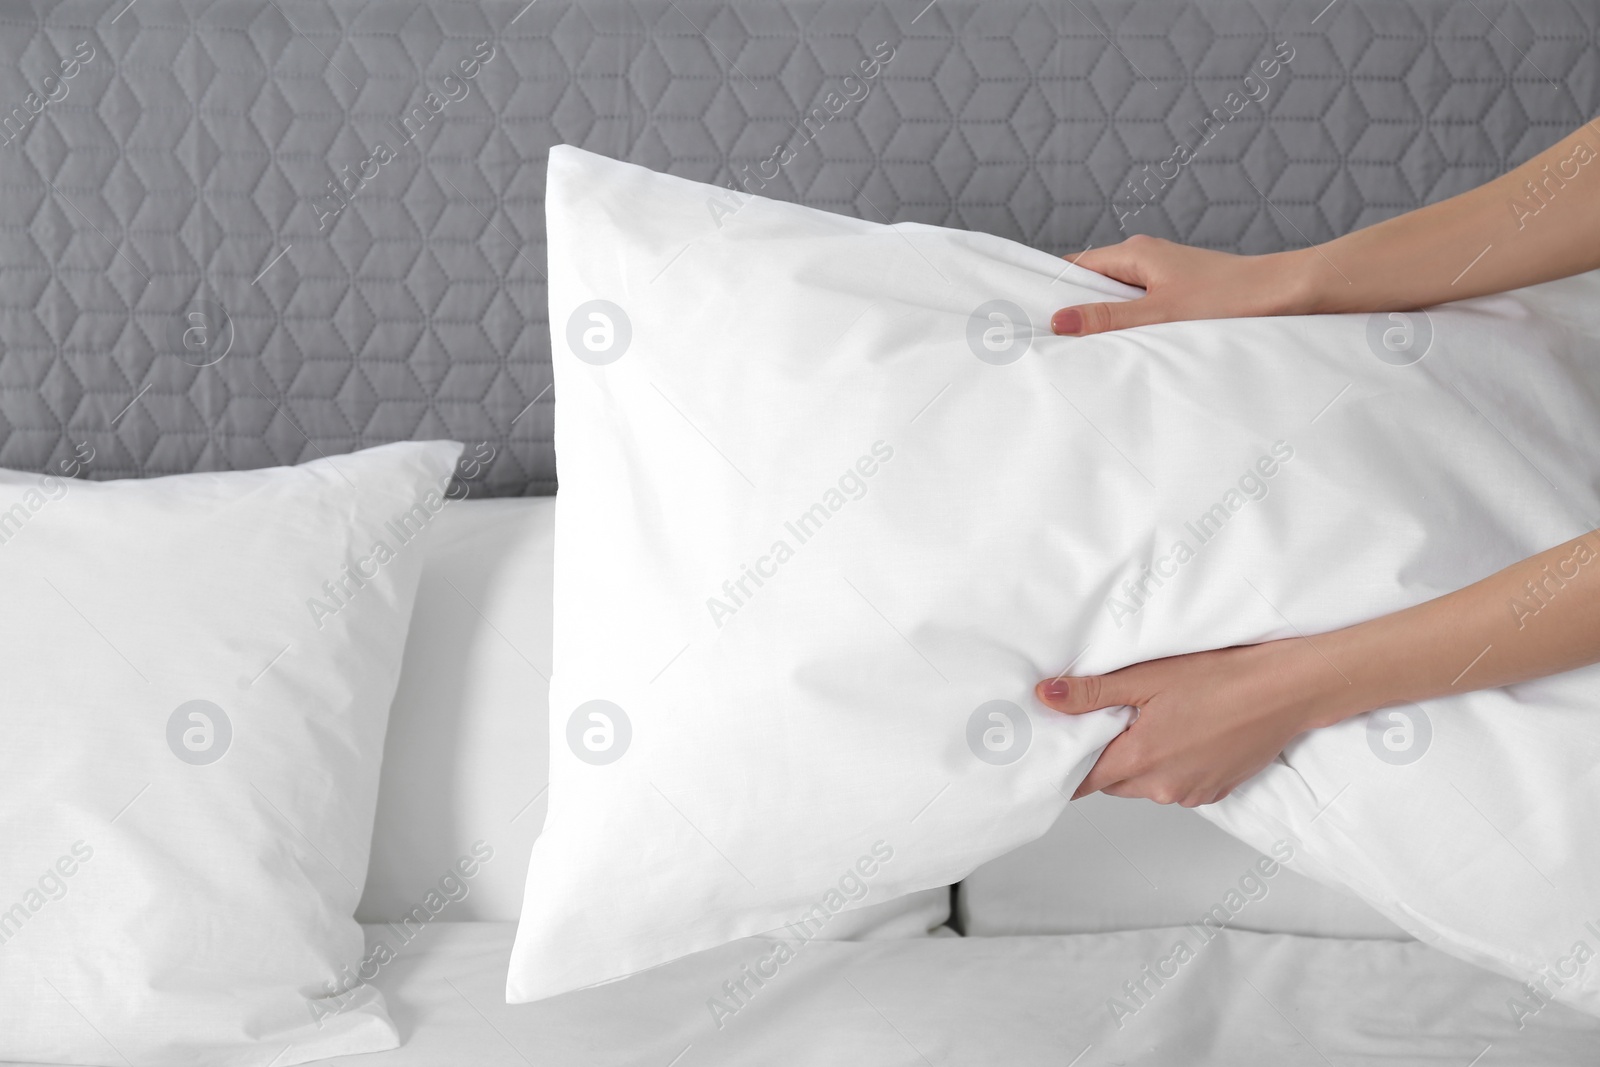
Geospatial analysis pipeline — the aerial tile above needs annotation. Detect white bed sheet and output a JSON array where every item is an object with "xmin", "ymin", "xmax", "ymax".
[{"xmin": 54, "ymin": 923, "xmax": 1574, "ymax": 1067}]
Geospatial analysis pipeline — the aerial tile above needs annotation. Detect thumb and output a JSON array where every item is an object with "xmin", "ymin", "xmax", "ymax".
[
  {"xmin": 1034, "ymin": 672, "xmax": 1133, "ymax": 715},
  {"xmin": 1051, "ymin": 298, "xmax": 1165, "ymax": 337}
]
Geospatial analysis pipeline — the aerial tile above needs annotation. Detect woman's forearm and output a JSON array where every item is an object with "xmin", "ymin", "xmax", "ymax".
[
  {"xmin": 1051, "ymin": 119, "xmax": 1600, "ymax": 336},
  {"xmin": 1293, "ymin": 529, "xmax": 1600, "ymax": 728},
  {"xmin": 1285, "ymin": 121, "xmax": 1600, "ymax": 315},
  {"xmin": 1054, "ymin": 118, "xmax": 1600, "ymax": 336}
]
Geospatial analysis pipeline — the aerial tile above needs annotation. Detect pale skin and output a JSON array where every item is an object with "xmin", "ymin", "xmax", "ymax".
[{"xmin": 1036, "ymin": 117, "xmax": 1600, "ymax": 807}]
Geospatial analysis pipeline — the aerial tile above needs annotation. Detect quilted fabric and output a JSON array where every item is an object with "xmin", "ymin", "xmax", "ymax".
[{"xmin": 1, "ymin": 0, "xmax": 1596, "ymax": 494}]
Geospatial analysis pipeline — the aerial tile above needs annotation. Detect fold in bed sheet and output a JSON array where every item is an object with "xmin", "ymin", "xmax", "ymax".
[{"xmin": 102, "ymin": 923, "xmax": 1595, "ymax": 1066}]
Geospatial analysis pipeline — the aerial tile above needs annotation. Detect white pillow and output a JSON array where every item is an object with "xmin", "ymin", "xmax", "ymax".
[
  {"xmin": 0, "ymin": 441, "xmax": 462, "ymax": 1066},
  {"xmin": 360, "ymin": 497, "xmax": 557, "ymax": 925},
  {"xmin": 511, "ymin": 145, "xmax": 1600, "ymax": 1014}
]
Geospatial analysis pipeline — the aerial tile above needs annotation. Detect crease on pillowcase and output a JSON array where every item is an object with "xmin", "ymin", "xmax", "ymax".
[
  {"xmin": 1209, "ymin": 762, "xmax": 1568, "ymax": 996},
  {"xmin": 896, "ymin": 220, "xmax": 1147, "ymax": 305},
  {"xmin": 511, "ymin": 717, "xmax": 1119, "ymax": 1004}
]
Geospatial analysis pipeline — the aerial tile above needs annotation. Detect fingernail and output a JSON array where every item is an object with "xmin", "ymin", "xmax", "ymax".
[
  {"xmin": 1040, "ymin": 679, "xmax": 1070, "ymax": 702},
  {"xmin": 1051, "ymin": 308, "xmax": 1082, "ymax": 335}
]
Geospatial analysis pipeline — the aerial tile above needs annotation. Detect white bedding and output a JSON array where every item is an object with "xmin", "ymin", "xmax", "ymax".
[{"xmin": 5, "ymin": 924, "xmax": 1563, "ymax": 1067}]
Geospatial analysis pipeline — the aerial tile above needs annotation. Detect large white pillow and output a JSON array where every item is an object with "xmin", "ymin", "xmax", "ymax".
[
  {"xmin": 511, "ymin": 145, "xmax": 1600, "ymax": 1013},
  {"xmin": 0, "ymin": 441, "xmax": 461, "ymax": 1066}
]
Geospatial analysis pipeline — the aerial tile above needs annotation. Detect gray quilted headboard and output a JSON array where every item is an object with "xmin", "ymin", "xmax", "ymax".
[{"xmin": 3, "ymin": 0, "xmax": 1596, "ymax": 495}]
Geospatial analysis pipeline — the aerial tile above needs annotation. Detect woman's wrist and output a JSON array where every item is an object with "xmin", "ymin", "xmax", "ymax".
[
  {"xmin": 1271, "ymin": 628, "xmax": 1382, "ymax": 732},
  {"xmin": 1268, "ymin": 246, "xmax": 1337, "ymax": 316}
]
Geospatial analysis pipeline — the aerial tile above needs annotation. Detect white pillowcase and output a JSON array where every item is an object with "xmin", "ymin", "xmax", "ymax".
[
  {"xmin": 0, "ymin": 441, "xmax": 462, "ymax": 1066},
  {"xmin": 512, "ymin": 145, "xmax": 1600, "ymax": 1014},
  {"xmin": 360, "ymin": 497, "xmax": 559, "ymax": 925}
]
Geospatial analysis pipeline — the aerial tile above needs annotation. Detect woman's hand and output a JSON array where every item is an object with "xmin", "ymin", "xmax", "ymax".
[
  {"xmin": 1051, "ymin": 236, "xmax": 1312, "ymax": 336},
  {"xmin": 1034, "ymin": 639, "xmax": 1339, "ymax": 806},
  {"xmin": 1038, "ymin": 528, "xmax": 1600, "ymax": 806},
  {"xmin": 1054, "ymin": 118, "xmax": 1600, "ymax": 337}
]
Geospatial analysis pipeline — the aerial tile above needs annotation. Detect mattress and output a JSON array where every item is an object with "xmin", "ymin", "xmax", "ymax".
[
  {"xmin": 291, "ymin": 925, "xmax": 1600, "ymax": 1064},
  {"xmin": 14, "ymin": 924, "xmax": 1583, "ymax": 1066}
]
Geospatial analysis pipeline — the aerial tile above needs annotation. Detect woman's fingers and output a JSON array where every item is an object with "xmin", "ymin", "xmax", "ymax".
[
  {"xmin": 1072, "ymin": 732, "xmax": 1142, "ymax": 800},
  {"xmin": 1052, "ymin": 234, "xmax": 1309, "ymax": 335},
  {"xmin": 1034, "ymin": 672, "xmax": 1135, "ymax": 714},
  {"xmin": 1052, "ymin": 236, "xmax": 1171, "ymax": 336},
  {"xmin": 1071, "ymin": 239, "xmax": 1160, "ymax": 287},
  {"xmin": 1041, "ymin": 639, "xmax": 1327, "ymax": 807},
  {"xmin": 1051, "ymin": 299, "xmax": 1167, "ymax": 336},
  {"xmin": 1036, "ymin": 667, "xmax": 1149, "ymax": 802}
]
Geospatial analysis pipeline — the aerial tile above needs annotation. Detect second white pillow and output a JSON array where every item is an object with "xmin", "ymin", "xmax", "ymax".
[{"xmin": 0, "ymin": 441, "xmax": 462, "ymax": 1066}]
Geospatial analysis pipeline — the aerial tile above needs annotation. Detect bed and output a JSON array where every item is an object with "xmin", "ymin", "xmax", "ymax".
[
  {"xmin": 315, "ymin": 922, "xmax": 1600, "ymax": 1064},
  {"xmin": 4, "ymin": 1, "xmax": 1599, "ymax": 1063}
]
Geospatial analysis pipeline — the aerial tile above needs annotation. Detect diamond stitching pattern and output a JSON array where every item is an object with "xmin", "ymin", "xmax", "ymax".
[{"xmin": 0, "ymin": 0, "xmax": 1595, "ymax": 493}]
